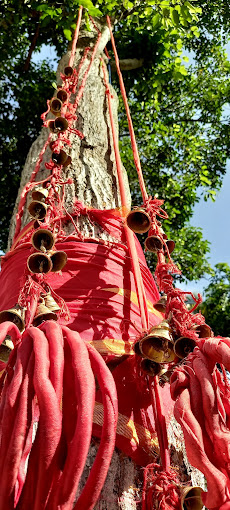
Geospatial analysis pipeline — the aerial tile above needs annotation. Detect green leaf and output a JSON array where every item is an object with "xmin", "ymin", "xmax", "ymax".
[
  {"xmin": 151, "ymin": 13, "xmax": 160, "ymax": 28},
  {"xmin": 80, "ymin": 0, "xmax": 102, "ymax": 16},
  {"xmin": 171, "ymin": 9, "xmax": 180, "ymax": 26},
  {"xmin": 63, "ymin": 28, "xmax": 72, "ymax": 41}
]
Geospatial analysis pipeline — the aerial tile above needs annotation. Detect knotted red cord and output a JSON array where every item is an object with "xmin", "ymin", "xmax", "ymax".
[
  {"xmin": 142, "ymin": 463, "xmax": 180, "ymax": 510},
  {"xmin": 13, "ymin": 134, "xmax": 52, "ymax": 243}
]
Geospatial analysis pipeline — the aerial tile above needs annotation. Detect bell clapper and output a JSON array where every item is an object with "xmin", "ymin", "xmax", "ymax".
[{"xmin": 39, "ymin": 260, "xmax": 45, "ymax": 273}]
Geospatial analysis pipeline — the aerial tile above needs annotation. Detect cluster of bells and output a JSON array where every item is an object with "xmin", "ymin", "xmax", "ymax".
[
  {"xmin": 126, "ymin": 207, "xmax": 175, "ymax": 254},
  {"xmin": 0, "ymin": 182, "xmax": 70, "ymax": 363},
  {"xmin": 0, "ymin": 293, "xmax": 61, "ymax": 364},
  {"xmin": 136, "ymin": 295, "xmax": 212, "ymax": 378},
  {"xmin": 47, "ymin": 84, "xmax": 70, "ymax": 135},
  {"xmin": 27, "ymin": 187, "xmax": 67, "ymax": 274}
]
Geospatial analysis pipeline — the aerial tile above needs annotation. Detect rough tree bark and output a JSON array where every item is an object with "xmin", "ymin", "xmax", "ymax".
[{"xmin": 7, "ymin": 19, "xmax": 205, "ymax": 509}]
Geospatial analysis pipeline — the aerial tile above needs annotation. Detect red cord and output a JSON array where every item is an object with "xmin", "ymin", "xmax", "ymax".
[
  {"xmin": 107, "ymin": 16, "xmax": 148, "ymax": 204},
  {"xmin": 68, "ymin": 6, "xmax": 83, "ymax": 69},
  {"xmin": 101, "ymin": 58, "xmax": 149, "ymax": 331}
]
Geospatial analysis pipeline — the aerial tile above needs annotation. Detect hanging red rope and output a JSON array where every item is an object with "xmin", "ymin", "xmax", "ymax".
[
  {"xmin": 101, "ymin": 57, "xmax": 149, "ymax": 332},
  {"xmin": 107, "ymin": 16, "xmax": 148, "ymax": 205}
]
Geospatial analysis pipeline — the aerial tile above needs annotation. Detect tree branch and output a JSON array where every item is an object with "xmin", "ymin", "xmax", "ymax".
[
  {"xmin": 23, "ymin": 22, "xmax": 40, "ymax": 72},
  {"xmin": 111, "ymin": 58, "xmax": 144, "ymax": 71}
]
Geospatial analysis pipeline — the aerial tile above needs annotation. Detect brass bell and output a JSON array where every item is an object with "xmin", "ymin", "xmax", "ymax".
[
  {"xmin": 193, "ymin": 324, "xmax": 212, "ymax": 338},
  {"xmin": 174, "ymin": 337, "xmax": 196, "ymax": 359},
  {"xmin": 28, "ymin": 201, "xmax": 48, "ymax": 220},
  {"xmin": 62, "ymin": 155, "xmax": 72, "ymax": 168},
  {"xmin": 164, "ymin": 239, "xmax": 175, "ymax": 254},
  {"xmin": 134, "ymin": 341, "xmax": 142, "ymax": 356},
  {"xmin": 54, "ymin": 117, "xmax": 68, "ymax": 132},
  {"xmin": 32, "ymin": 229, "xmax": 55, "ymax": 253},
  {"xmin": 0, "ymin": 304, "xmax": 25, "ymax": 332},
  {"xmin": 33, "ymin": 299, "xmax": 58, "ymax": 327},
  {"xmin": 0, "ymin": 337, "xmax": 14, "ymax": 363},
  {"xmin": 57, "ymin": 88, "xmax": 68, "ymax": 103},
  {"xmin": 31, "ymin": 187, "xmax": 49, "ymax": 203},
  {"xmin": 140, "ymin": 359, "xmax": 162, "ymax": 377},
  {"xmin": 139, "ymin": 320, "xmax": 176, "ymax": 364},
  {"xmin": 50, "ymin": 251, "xmax": 67, "ymax": 272},
  {"xmin": 154, "ymin": 295, "xmax": 167, "ymax": 313},
  {"xmin": 50, "ymin": 97, "xmax": 62, "ymax": 116},
  {"xmin": 33, "ymin": 219, "xmax": 45, "ymax": 230},
  {"xmin": 145, "ymin": 234, "xmax": 163, "ymax": 253},
  {"xmin": 180, "ymin": 486, "xmax": 203, "ymax": 510},
  {"xmin": 44, "ymin": 293, "xmax": 61, "ymax": 312},
  {"xmin": 126, "ymin": 207, "xmax": 151, "ymax": 234},
  {"xmin": 47, "ymin": 120, "xmax": 55, "ymax": 132},
  {"xmin": 27, "ymin": 253, "xmax": 53, "ymax": 274},
  {"xmin": 64, "ymin": 66, "xmax": 74, "ymax": 77},
  {"xmin": 52, "ymin": 150, "xmax": 68, "ymax": 166}
]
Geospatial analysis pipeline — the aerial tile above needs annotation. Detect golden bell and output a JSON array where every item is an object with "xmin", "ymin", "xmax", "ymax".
[
  {"xmin": 27, "ymin": 253, "xmax": 53, "ymax": 274},
  {"xmin": 64, "ymin": 65, "xmax": 74, "ymax": 77},
  {"xmin": 32, "ymin": 229, "xmax": 55, "ymax": 253},
  {"xmin": 154, "ymin": 295, "xmax": 167, "ymax": 313},
  {"xmin": 50, "ymin": 97, "xmax": 62, "ymax": 116},
  {"xmin": 52, "ymin": 150, "xmax": 68, "ymax": 166},
  {"xmin": 54, "ymin": 117, "xmax": 68, "ymax": 132},
  {"xmin": 28, "ymin": 201, "xmax": 48, "ymax": 220},
  {"xmin": 50, "ymin": 251, "xmax": 67, "ymax": 272},
  {"xmin": 57, "ymin": 88, "xmax": 68, "ymax": 103},
  {"xmin": 140, "ymin": 359, "xmax": 162, "ymax": 377},
  {"xmin": 134, "ymin": 341, "xmax": 142, "ymax": 356},
  {"xmin": 62, "ymin": 155, "xmax": 72, "ymax": 168},
  {"xmin": 126, "ymin": 207, "xmax": 151, "ymax": 234},
  {"xmin": 33, "ymin": 219, "xmax": 45, "ymax": 230},
  {"xmin": 139, "ymin": 320, "xmax": 176, "ymax": 364},
  {"xmin": 0, "ymin": 337, "xmax": 14, "ymax": 363},
  {"xmin": 44, "ymin": 293, "xmax": 61, "ymax": 312},
  {"xmin": 174, "ymin": 337, "xmax": 196, "ymax": 359},
  {"xmin": 145, "ymin": 235, "xmax": 163, "ymax": 253},
  {"xmin": 193, "ymin": 324, "xmax": 212, "ymax": 338},
  {"xmin": 164, "ymin": 239, "xmax": 175, "ymax": 254},
  {"xmin": 31, "ymin": 187, "xmax": 49, "ymax": 203},
  {"xmin": 47, "ymin": 120, "xmax": 55, "ymax": 132},
  {"xmin": 180, "ymin": 486, "xmax": 203, "ymax": 510},
  {"xmin": 0, "ymin": 304, "xmax": 25, "ymax": 332},
  {"xmin": 33, "ymin": 300, "xmax": 58, "ymax": 327}
]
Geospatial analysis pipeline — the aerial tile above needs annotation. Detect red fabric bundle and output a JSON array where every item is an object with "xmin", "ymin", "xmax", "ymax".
[
  {"xmin": 170, "ymin": 339, "xmax": 230, "ymax": 510},
  {"xmin": 0, "ymin": 233, "xmax": 174, "ymax": 465},
  {"xmin": 0, "ymin": 321, "xmax": 118, "ymax": 510}
]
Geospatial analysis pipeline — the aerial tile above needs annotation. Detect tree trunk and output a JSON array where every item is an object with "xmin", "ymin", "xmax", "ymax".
[
  {"xmin": 7, "ymin": 19, "xmax": 205, "ymax": 509},
  {"xmin": 8, "ymin": 22, "xmax": 131, "ymax": 247}
]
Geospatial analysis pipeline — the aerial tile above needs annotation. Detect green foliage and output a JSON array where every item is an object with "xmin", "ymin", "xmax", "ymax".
[
  {"xmin": 200, "ymin": 263, "xmax": 230, "ymax": 336},
  {"xmin": 0, "ymin": 0, "xmax": 230, "ymax": 282}
]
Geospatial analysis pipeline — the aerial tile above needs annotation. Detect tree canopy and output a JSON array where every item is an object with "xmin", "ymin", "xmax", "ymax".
[
  {"xmin": 1, "ymin": 0, "xmax": 230, "ymax": 281},
  {"xmin": 200, "ymin": 263, "xmax": 230, "ymax": 337}
]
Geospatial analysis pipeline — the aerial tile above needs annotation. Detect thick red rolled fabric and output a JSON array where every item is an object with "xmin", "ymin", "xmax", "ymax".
[{"xmin": 170, "ymin": 342, "xmax": 230, "ymax": 510}]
